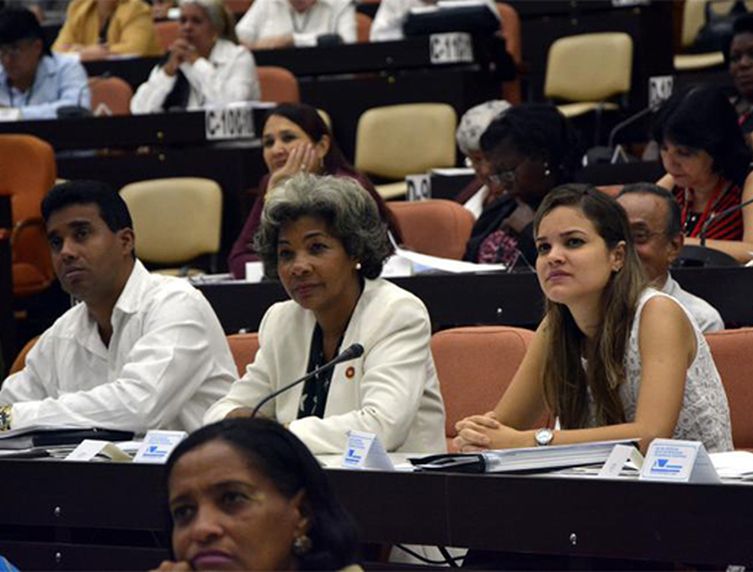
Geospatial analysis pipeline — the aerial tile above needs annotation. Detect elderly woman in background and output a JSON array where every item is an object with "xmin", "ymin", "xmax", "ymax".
[
  {"xmin": 53, "ymin": 0, "xmax": 162, "ymax": 60},
  {"xmin": 206, "ymin": 174, "xmax": 446, "ymax": 455},
  {"xmin": 131, "ymin": 0, "xmax": 259, "ymax": 113},
  {"xmin": 464, "ymin": 103, "xmax": 580, "ymax": 268},
  {"xmin": 153, "ymin": 418, "xmax": 362, "ymax": 571},
  {"xmin": 453, "ymin": 99, "xmax": 511, "ymax": 219},
  {"xmin": 235, "ymin": 0, "xmax": 356, "ymax": 50},
  {"xmin": 655, "ymin": 86, "xmax": 753, "ymax": 263},
  {"xmin": 228, "ymin": 103, "xmax": 401, "ymax": 278}
]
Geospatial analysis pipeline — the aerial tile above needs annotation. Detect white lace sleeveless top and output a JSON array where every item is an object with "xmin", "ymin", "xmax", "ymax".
[{"xmin": 607, "ymin": 289, "xmax": 733, "ymax": 452}]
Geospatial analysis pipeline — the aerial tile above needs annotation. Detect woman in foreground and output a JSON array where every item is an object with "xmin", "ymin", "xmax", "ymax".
[
  {"xmin": 153, "ymin": 417, "xmax": 361, "ymax": 571},
  {"xmin": 455, "ymin": 184, "xmax": 732, "ymax": 454}
]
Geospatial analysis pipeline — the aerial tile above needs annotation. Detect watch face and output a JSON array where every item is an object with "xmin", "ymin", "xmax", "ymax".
[{"xmin": 536, "ymin": 428, "xmax": 553, "ymax": 446}]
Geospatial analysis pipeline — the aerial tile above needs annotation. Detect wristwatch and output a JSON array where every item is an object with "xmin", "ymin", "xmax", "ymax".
[
  {"xmin": 0, "ymin": 405, "xmax": 11, "ymax": 432},
  {"xmin": 535, "ymin": 427, "xmax": 554, "ymax": 447}
]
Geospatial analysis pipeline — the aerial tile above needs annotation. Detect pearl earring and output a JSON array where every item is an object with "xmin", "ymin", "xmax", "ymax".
[
  {"xmin": 544, "ymin": 163, "xmax": 551, "ymax": 177},
  {"xmin": 355, "ymin": 262, "xmax": 362, "ymax": 271}
]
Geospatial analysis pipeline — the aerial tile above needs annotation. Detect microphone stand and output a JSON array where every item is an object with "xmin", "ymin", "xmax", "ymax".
[{"xmin": 699, "ymin": 195, "xmax": 753, "ymax": 247}]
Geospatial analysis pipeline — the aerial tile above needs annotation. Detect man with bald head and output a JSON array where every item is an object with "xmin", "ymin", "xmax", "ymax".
[{"xmin": 617, "ymin": 183, "xmax": 723, "ymax": 333}]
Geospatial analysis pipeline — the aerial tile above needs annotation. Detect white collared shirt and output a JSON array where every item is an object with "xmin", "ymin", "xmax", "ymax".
[
  {"xmin": 130, "ymin": 39, "xmax": 260, "ymax": 114},
  {"xmin": 0, "ymin": 261, "xmax": 236, "ymax": 433},
  {"xmin": 235, "ymin": 0, "xmax": 356, "ymax": 47},
  {"xmin": 662, "ymin": 273, "xmax": 724, "ymax": 333}
]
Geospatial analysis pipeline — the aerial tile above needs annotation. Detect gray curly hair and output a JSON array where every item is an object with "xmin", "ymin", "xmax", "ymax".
[{"xmin": 254, "ymin": 174, "xmax": 394, "ymax": 280}]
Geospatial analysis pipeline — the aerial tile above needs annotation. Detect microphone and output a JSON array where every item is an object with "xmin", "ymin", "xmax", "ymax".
[
  {"xmin": 57, "ymin": 72, "xmax": 110, "ymax": 118},
  {"xmin": 583, "ymin": 103, "xmax": 660, "ymax": 166},
  {"xmin": 699, "ymin": 195, "xmax": 753, "ymax": 246},
  {"xmin": 250, "ymin": 343, "xmax": 364, "ymax": 418}
]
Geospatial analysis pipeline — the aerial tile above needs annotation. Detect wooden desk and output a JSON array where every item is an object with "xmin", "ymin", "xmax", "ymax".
[
  {"xmin": 196, "ymin": 267, "xmax": 753, "ymax": 334},
  {"xmin": 0, "ymin": 459, "xmax": 749, "ymax": 570}
]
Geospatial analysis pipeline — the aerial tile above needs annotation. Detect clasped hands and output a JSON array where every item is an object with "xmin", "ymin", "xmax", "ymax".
[
  {"xmin": 453, "ymin": 411, "xmax": 531, "ymax": 451},
  {"xmin": 163, "ymin": 38, "xmax": 201, "ymax": 76}
]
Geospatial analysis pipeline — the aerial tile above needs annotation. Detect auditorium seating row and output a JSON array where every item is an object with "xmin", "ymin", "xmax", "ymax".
[{"xmin": 225, "ymin": 326, "xmax": 753, "ymax": 453}]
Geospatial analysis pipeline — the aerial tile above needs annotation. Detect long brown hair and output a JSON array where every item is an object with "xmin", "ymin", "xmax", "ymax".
[{"xmin": 533, "ymin": 184, "xmax": 646, "ymax": 428}]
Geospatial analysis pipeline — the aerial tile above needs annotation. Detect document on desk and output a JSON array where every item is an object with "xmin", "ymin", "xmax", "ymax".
[
  {"xmin": 410, "ymin": 439, "xmax": 639, "ymax": 473},
  {"xmin": 0, "ymin": 426, "xmax": 134, "ymax": 450}
]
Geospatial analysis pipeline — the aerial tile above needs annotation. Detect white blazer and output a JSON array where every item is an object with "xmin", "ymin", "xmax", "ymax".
[{"xmin": 204, "ymin": 278, "xmax": 447, "ymax": 455}]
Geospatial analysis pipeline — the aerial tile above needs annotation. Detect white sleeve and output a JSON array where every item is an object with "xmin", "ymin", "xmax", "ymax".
[
  {"xmin": 289, "ymin": 296, "xmax": 432, "ymax": 454},
  {"xmin": 235, "ymin": 0, "xmax": 265, "ymax": 45},
  {"xmin": 203, "ymin": 305, "xmax": 277, "ymax": 423},
  {"xmin": 9, "ymin": 292, "xmax": 230, "ymax": 433},
  {"xmin": 370, "ymin": 0, "xmax": 408, "ymax": 42},
  {"xmin": 181, "ymin": 48, "xmax": 260, "ymax": 105},
  {"xmin": 334, "ymin": 0, "xmax": 357, "ymax": 43},
  {"xmin": 0, "ymin": 332, "xmax": 58, "ymax": 405},
  {"xmin": 130, "ymin": 65, "xmax": 177, "ymax": 114}
]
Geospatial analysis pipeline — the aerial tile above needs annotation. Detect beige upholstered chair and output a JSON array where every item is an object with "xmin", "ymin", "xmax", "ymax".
[
  {"xmin": 544, "ymin": 32, "xmax": 633, "ymax": 119},
  {"xmin": 674, "ymin": 0, "xmax": 728, "ymax": 71},
  {"xmin": 354, "ymin": 103, "xmax": 457, "ymax": 200},
  {"xmin": 119, "ymin": 178, "xmax": 222, "ymax": 274},
  {"xmin": 387, "ymin": 199, "xmax": 474, "ymax": 260},
  {"xmin": 431, "ymin": 326, "xmax": 537, "ymax": 452}
]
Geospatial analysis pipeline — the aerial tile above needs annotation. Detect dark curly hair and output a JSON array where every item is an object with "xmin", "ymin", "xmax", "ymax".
[{"xmin": 255, "ymin": 173, "xmax": 394, "ymax": 280}]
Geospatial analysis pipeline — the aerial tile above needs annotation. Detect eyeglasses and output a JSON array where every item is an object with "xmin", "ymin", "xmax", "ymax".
[
  {"xmin": 488, "ymin": 161, "xmax": 524, "ymax": 189},
  {"xmin": 630, "ymin": 228, "xmax": 665, "ymax": 245},
  {"xmin": 0, "ymin": 40, "xmax": 33, "ymax": 59}
]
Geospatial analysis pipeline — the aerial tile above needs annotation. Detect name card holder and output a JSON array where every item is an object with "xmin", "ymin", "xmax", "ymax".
[
  {"xmin": 639, "ymin": 438, "xmax": 720, "ymax": 484},
  {"xmin": 133, "ymin": 430, "xmax": 187, "ymax": 464},
  {"xmin": 342, "ymin": 430, "xmax": 394, "ymax": 470},
  {"xmin": 205, "ymin": 103, "xmax": 255, "ymax": 141}
]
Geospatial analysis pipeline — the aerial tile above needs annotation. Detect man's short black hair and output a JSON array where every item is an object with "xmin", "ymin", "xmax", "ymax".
[
  {"xmin": 618, "ymin": 182, "xmax": 682, "ymax": 238},
  {"xmin": 0, "ymin": 7, "xmax": 50, "ymax": 55},
  {"xmin": 42, "ymin": 180, "xmax": 134, "ymax": 233}
]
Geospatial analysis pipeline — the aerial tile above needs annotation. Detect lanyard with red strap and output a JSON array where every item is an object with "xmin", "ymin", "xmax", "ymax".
[{"xmin": 681, "ymin": 178, "xmax": 730, "ymax": 238}]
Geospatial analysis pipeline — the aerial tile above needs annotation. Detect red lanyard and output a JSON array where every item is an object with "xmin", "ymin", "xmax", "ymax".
[{"xmin": 681, "ymin": 178, "xmax": 728, "ymax": 238}]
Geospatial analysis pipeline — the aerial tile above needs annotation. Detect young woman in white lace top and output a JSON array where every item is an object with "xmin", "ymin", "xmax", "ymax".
[{"xmin": 455, "ymin": 184, "xmax": 732, "ymax": 453}]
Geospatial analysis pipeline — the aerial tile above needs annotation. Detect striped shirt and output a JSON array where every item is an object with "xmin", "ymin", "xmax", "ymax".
[{"xmin": 673, "ymin": 179, "xmax": 744, "ymax": 240}]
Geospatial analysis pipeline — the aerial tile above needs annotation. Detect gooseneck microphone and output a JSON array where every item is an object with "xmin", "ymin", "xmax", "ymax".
[
  {"xmin": 250, "ymin": 343, "xmax": 364, "ymax": 418},
  {"xmin": 699, "ymin": 196, "xmax": 753, "ymax": 246}
]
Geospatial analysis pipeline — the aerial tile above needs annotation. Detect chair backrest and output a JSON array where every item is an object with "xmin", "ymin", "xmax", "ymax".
[
  {"xmin": 387, "ymin": 199, "xmax": 474, "ymax": 260},
  {"xmin": 431, "ymin": 326, "xmax": 535, "ymax": 451},
  {"xmin": 224, "ymin": 0, "xmax": 253, "ymax": 15},
  {"xmin": 354, "ymin": 103, "xmax": 457, "ymax": 180},
  {"xmin": 227, "ymin": 332, "xmax": 260, "ymax": 376},
  {"xmin": 544, "ymin": 32, "xmax": 633, "ymax": 103},
  {"xmin": 356, "ymin": 12, "xmax": 372, "ymax": 43},
  {"xmin": 89, "ymin": 76, "xmax": 133, "ymax": 116},
  {"xmin": 257, "ymin": 66, "xmax": 301, "ymax": 104},
  {"xmin": 496, "ymin": 2, "xmax": 522, "ymax": 104},
  {"xmin": 8, "ymin": 336, "xmax": 38, "ymax": 376},
  {"xmin": 119, "ymin": 177, "xmax": 222, "ymax": 265},
  {"xmin": 154, "ymin": 20, "xmax": 180, "ymax": 52},
  {"xmin": 0, "ymin": 135, "xmax": 57, "ymax": 296},
  {"xmin": 705, "ymin": 328, "xmax": 753, "ymax": 450}
]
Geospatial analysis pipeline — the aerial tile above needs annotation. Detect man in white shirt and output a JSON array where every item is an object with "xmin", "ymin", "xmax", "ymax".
[
  {"xmin": 0, "ymin": 180, "xmax": 236, "ymax": 433},
  {"xmin": 617, "ymin": 183, "xmax": 724, "ymax": 333},
  {"xmin": 235, "ymin": 0, "xmax": 356, "ymax": 49},
  {"xmin": 370, "ymin": 0, "xmax": 498, "ymax": 42}
]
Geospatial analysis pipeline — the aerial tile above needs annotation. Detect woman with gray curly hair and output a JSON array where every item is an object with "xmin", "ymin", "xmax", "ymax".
[{"xmin": 205, "ymin": 174, "xmax": 447, "ymax": 456}]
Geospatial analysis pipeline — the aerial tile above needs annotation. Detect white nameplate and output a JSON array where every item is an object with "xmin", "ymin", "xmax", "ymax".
[
  {"xmin": 0, "ymin": 108, "xmax": 21, "ymax": 122},
  {"xmin": 342, "ymin": 430, "xmax": 394, "ymax": 470},
  {"xmin": 429, "ymin": 33, "xmax": 473, "ymax": 65},
  {"xmin": 639, "ymin": 439, "xmax": 720, "ymax": 484},
  {"xmin": 133, "ymin": 430, "xmax": 187, "ymax": 464},
  {"xmin": 598, "ymin": 443, "xmax": 644, "ymax": 478},
  {"xmin": 205, "ymin": 103, "xmax": 255, "ymax": 141},
  {"xmin": 406, "ymin": 174, "xmax": 431, "ymax": 201},
  {"xmin": 66, "ymin": 439, "xmax": 131, "ymax": 462}
]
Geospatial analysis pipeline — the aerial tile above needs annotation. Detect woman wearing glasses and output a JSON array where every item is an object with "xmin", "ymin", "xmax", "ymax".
[{"xmin": 463, "ymin": 104, "xmax": 580, "ymax": 269}]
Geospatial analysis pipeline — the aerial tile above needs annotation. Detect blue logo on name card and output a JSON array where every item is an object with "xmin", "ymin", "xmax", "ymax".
[{"xmin": 651, "ymin": 458, "xmax": 682, "ymax": 474}]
